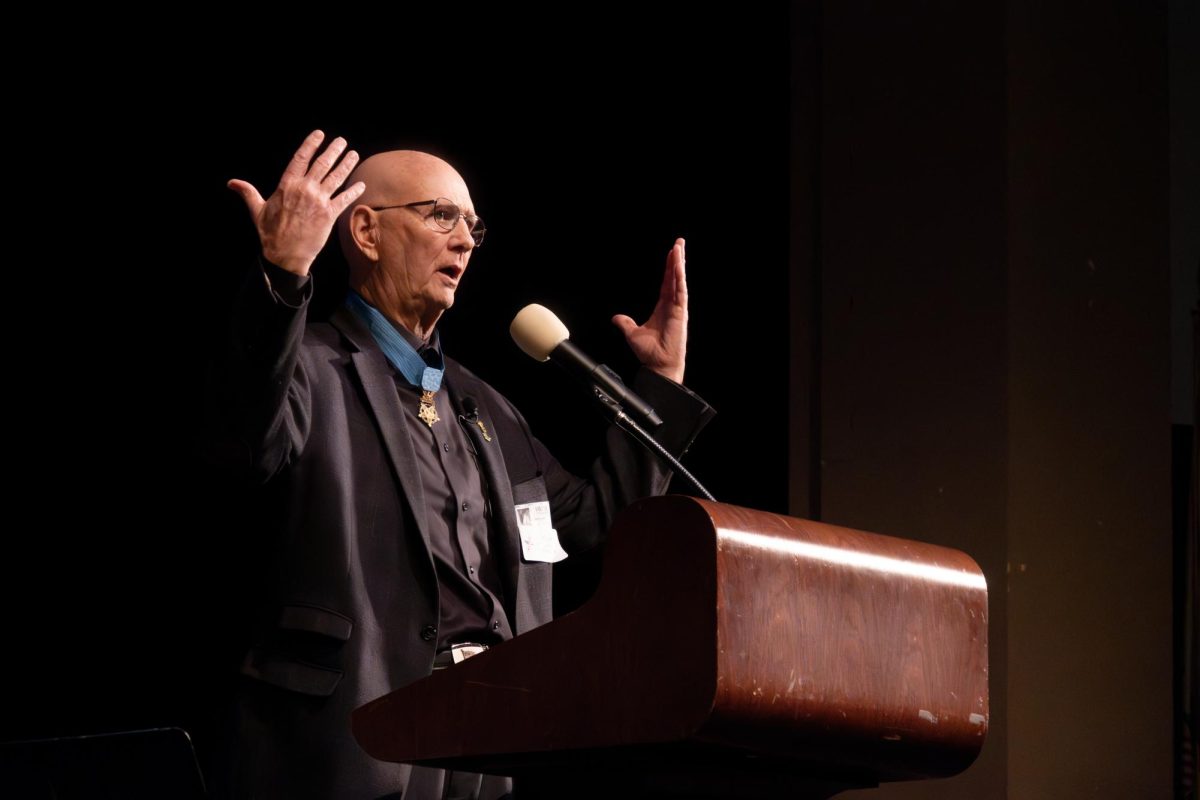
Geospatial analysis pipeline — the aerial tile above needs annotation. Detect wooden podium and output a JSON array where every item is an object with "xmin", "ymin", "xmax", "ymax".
[{"xmin": 353, "ymin": 497, "xmax": 988, "ymax": 798}]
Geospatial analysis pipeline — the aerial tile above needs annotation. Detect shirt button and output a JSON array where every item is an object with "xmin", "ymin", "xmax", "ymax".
[
  {"xmin": 461, "ymin": 501, "xmax": 469, "ymax": 511},
  {"xmin": 420, "ymin": 625, "xmax": 437, "ymax": 642},
  {"xmin": 443, "ymin": 442, "xmax": 450, "ymax": 452},
  {"xmin": 469, "ymin": 565, "xmax": 476, "ymax": 574}
]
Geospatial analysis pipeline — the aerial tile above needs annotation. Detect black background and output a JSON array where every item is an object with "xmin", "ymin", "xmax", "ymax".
[{"xmin": 5, "ymin": 7, "xmax": 790, "ymax": 768}]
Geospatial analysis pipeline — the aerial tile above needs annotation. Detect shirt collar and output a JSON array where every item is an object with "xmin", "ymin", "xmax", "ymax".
[{"xmin": 345, "ymin": 291, "xmax": 445, "ymax": 390}]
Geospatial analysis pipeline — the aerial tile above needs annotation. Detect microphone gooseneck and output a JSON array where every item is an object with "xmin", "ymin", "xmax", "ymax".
[{"xmin": 510, "ymin": 303, "xmax": 715, "ymax": 501}]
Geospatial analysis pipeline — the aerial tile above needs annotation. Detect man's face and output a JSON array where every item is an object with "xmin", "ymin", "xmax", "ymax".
[{"xmin": 373, "ymin": 163, "xmax": 477, "ymax": 320}]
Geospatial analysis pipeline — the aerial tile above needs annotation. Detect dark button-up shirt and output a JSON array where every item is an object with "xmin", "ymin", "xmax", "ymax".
[{"xmin": 389, "ymin": 326, "xmax": 514, "ymax": 649}]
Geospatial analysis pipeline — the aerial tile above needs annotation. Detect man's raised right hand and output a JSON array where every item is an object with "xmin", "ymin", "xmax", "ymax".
[{"xmin": 227, "ymin": 130, "xmax": 365, "ymax": 277}]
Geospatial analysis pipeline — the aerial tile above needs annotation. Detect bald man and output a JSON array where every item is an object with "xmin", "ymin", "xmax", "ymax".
[{"xmin": 212, "ymin": 131, "xmax": 714, "ymax": 800}]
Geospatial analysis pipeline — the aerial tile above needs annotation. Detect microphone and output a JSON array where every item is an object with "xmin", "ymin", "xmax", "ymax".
[{"xmin": 510, "ymin": 304, "xmax": 663, "ymax": 428}]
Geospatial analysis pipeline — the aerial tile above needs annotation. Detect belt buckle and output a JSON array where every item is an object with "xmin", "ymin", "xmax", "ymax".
[{"xmin": 450, "ymin": 643, "xmax": 488, "ymax": 664}]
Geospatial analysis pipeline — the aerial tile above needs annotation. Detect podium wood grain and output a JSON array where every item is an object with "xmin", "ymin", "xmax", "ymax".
[{"xmin": 353, "ymin": 496, "xmax": 988, "ymax": 795}]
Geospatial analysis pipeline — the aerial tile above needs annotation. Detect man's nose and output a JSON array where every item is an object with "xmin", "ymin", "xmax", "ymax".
[{"xmin": 447, "ymin": 215, "xmax": 475, "ymax": 251}]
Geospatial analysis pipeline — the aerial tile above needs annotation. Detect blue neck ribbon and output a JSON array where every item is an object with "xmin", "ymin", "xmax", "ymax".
[{"xmin": 345, "ymin": 292, "xmax": 444, "ymax": 392}]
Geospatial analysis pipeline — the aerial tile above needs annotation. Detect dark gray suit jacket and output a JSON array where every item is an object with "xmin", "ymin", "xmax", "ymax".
[{"xmin": 210, "ymin": 266, "xmax": 714, "ymax": 799}]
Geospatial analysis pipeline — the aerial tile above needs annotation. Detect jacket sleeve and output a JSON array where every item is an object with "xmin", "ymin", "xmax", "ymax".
[{"xmin": 206, "ymin": 260, "xmax": 315, "ymax": 484}]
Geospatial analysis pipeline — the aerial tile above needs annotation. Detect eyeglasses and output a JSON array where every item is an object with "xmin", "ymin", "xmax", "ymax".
[{"xmin": 370, "ymin": 198, "xmax": 487, "ymax": 247}]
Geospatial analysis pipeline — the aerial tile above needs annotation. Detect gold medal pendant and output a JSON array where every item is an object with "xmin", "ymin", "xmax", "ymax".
[{"xmin": 419, "ymin": 390, "xmax": 440, "ymax": 427}]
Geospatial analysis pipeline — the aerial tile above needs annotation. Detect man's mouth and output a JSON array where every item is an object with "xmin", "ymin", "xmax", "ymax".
[{"xmin": 437, "ymin": 265, "xmax": 464, "ymax": 282}]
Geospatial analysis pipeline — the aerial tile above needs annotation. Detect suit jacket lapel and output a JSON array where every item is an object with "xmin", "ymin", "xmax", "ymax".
[{"xmin": 330, "ymin": 306, "xmax": 434, "ymax": 558}]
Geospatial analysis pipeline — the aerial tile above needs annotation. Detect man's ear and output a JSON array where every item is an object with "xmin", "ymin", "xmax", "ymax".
[{"xmin": 347, "ymin": 205, "xmax": 380, "ymax": 263}]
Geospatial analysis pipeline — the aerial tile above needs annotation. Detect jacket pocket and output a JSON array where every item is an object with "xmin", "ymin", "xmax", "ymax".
[
  {"xmin": 240, "ymin": 604, "xmax": 353, "ymax": 697},
  {"xmin": 510, "ymin": 476, "xmax": 548, "ymax": 507}
]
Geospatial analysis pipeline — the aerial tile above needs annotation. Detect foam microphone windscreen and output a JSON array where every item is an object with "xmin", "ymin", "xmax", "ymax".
[{"xmin": 510, "ymin": 304, "xmax": 570, "ymax": 361}]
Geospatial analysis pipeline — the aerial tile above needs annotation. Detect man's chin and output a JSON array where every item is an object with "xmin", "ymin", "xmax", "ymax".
[{"xmin": 423, "ymin": 292, "xmax": 455, "ymax": 318}]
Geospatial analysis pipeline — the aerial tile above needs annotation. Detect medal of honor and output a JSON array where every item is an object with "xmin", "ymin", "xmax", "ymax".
[{"xmin": 419, "ymin": 389, "xmax": 440, "ymax": 427}]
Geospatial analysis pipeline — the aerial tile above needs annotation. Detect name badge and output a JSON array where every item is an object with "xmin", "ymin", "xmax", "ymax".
[{"xmin": 514, "ymin": 501, "xmax": 568, "ymax": 563}]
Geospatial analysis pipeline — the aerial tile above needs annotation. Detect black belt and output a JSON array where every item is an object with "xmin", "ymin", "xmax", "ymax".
[{"xmin": 433, "ymin": 643, "xmax": 489, "ymax": 669}]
